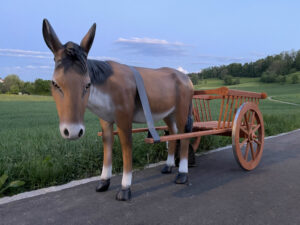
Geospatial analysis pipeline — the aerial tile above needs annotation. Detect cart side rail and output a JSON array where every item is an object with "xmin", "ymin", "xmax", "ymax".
[{"xmin": 192, "ymin": 87, "xmax": 267, "ymax": 129}]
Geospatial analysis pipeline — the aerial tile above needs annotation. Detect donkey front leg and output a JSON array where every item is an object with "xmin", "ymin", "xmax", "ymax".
[
  {"xmin": 116, "ymin": 125, "xmax": 133, "ymax": 201},
  {"xmin": 96, "ymin": 119, "xmax": 114, "ymax": 192}
]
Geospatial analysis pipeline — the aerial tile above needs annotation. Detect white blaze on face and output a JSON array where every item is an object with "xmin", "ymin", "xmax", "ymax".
[{"xmin": 59, "ymin": 123, "xmax": 85, "ymax": 140}]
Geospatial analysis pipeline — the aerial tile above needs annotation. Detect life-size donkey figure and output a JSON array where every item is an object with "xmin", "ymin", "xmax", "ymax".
[{"xmin": 42, "ymin": 19, "xmax": 194, "ymax": 201}]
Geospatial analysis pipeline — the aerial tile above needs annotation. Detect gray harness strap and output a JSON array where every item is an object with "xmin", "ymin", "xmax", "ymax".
[{"xmin": 130, "ymin": 66, "xmax": 160, "ymax": 143}]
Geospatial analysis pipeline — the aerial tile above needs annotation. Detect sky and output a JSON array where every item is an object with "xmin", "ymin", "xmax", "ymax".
[{"xmin": 1, "ymin": 0, "xmax": 300, "ymax": 81}]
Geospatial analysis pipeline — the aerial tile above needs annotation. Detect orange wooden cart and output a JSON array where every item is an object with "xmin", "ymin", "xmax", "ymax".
[{"xmin": 98, "ymin": 87, "xmax": 267, "ymax": 171}]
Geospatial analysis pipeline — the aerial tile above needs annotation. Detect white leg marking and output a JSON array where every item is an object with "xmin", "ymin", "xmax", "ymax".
[
  {"xmin": 100, "ymin": 165, "xmax": 112, "ymax": 180},
  {"xmin": 179, "ymin": 158, "xmax": 188, "ymax": 173},
  {"xmin": 166, "ymin": 141, "xmax": 169, "ymax": 150},
  {"xmin": 121, "ymin": 172, "xmax": 132, "ymax": 188},
  {"xmin": 166, "ymin": 154, "xmax": 175, "ymax": 166}
]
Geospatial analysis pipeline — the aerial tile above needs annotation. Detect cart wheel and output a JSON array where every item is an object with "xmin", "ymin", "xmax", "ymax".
[{"xmin": 232, "ymin": 102, "xmax": 264, "ymax": 171}]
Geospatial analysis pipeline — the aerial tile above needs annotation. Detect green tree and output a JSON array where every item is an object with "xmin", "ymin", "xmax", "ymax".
[
  {"xmin": 189, "ymin": 73, "xmax": 199, "ymax": 85},
  {"xmin": 33, "ymin": 79, "xmax": 51, "ymax": 95},
  {"xmin": 2, "ymin": 75, "xmax": 23, "ymax": 94},
  {"xmin": 294, "ymin": 51, "xmax": 300, "ymax": 70},
  {"xmin": 22, "ymin": 82, "xmax": 35, "ymax": 94}
]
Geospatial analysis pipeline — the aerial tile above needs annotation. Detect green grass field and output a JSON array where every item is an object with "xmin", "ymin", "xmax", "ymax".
[{"xmin": 1, "ymin": 78, "xmax": 300, "ymax": 196}]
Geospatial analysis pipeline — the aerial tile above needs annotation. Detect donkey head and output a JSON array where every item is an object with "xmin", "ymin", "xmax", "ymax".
[{"xmin": 42, "ymin": 19, "xmax": 96, "ymax": 140}]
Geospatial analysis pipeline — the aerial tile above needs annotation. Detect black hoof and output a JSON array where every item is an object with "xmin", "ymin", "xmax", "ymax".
[
  {"xmin": 116, "ymin": 188, "xmax": 131, "ymax": 201},
  {"xmin": 95, "ymin": 179, "xmax": 110, "ymax": 192},
  {"xmin": 161, "ymin": 165, "xmax": 173, "ymax": 174},
  {"xmin": 175, "ymin": 173, "xmax": 189, "ymax": 184}
]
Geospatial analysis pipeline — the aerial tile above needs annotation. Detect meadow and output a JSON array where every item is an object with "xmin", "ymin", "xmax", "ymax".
[{"xmin": 1, "ymin": 77, "xmax": 300, "ymax": 196}]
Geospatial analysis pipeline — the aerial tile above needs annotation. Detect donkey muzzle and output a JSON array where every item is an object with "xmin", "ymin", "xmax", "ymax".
[{"xmin": 59, "ymin": 123, "xmax": 85, "ymax": 140}]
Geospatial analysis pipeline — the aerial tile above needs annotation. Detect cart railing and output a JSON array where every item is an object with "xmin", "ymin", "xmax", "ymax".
[{"xmin": 192, "ymin": 87, "xmax": 267, "ymax": 130}]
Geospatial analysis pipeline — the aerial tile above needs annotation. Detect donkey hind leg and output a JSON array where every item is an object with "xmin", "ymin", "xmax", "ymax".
[
  {"xmin": 96, "ymin": 119, "xmax": 114, "ymax": 192},
  {"xmin": 115, "ymin": 124, "xmax": 133, "ymax": 201},
  {"xmin": 161, "ymin": 115, "xmax": 178, "ymax": 174},
  {"xmin": 174, "ymin": 104, "xmax": 192, "ymax": 184}
]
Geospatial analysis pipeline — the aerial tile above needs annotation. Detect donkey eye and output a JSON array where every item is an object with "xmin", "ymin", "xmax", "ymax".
[
  {"xmin": 52, "ymin": 81, "xmax": 64, "ymax": 96},
  {"xmin": 85, "ymin": 83, "xmax": 91, "ymax": 90},
  {"xmin": 52, "ymin": 80, "xmax": 60, "ymax": 89}
]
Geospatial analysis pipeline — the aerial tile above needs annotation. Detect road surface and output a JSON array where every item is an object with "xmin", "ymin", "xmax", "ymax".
[{"xmin": 1, "ymin": 130, "xmax": 300, "ymax": 225}]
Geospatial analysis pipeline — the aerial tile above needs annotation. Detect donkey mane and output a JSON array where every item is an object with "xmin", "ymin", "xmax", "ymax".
[
  {"xmin": 87, "ymin": 60, "xmax": 113, "ymax": 85},
  {"xmin": 62, "ymin": 42, "xmax": 113, "ymax": 84}
]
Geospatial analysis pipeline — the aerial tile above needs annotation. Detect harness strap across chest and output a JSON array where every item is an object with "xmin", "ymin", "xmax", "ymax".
[{"xmin": 130, "ymin": 66, "xmax": 160, "ymax": 143}]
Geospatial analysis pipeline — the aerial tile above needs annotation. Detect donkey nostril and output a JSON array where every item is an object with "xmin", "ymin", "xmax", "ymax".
[
  {"xmin": 78, "ymin": 129, "xmax": 83, "ymax": 137},
  {"xmin": 64, "ymin": 128, "xmax": 69, "ymax": 137}
]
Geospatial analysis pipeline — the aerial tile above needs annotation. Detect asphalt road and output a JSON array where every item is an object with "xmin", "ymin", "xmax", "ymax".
[{"xmin": 1, "ymin": 130, "xmax": 300, "ymax": 225}]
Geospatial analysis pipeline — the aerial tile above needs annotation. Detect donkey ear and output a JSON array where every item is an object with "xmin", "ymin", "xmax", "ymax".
[
  {"xmin": 80, "ymin": 23, "xmax": 96, "ymax": 54},
  {"xmin": 42, "ymin": 19, "xmax": 63, "ymax": 54}
]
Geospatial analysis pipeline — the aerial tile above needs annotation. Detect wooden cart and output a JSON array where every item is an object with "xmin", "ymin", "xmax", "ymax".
[{"xmin": 98, "ymin": 87, "xmax": 267, "ymax": 171}]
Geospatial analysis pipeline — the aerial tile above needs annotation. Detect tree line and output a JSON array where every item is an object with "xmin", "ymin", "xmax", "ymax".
[
  {"xmin": 189, "ymin": 50, "xmax": 300, "ymax": 85},
  {"xmin": 0, "ymin": 75, "xmax": 51, "ymax": 95}
]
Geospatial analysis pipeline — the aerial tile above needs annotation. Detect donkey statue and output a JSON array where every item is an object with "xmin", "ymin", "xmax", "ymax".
[{"xmin": 42, "ymin": 19, "xmax": 194, "ymax": 201}]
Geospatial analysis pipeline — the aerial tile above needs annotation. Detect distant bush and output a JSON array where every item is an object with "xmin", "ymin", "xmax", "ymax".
[
  {"xmin": 234, "ymin": 78, "xmax": 240, "ymax": 85},
  {"xmin": 292, "ymin": 74, "xmax": 299, "ymax": 84},
  {"xmin": 276, "ymin": 75, "xmax": 286, "ymax": 84},
  {"xmin": 223, "ymin": 75, "xmax": 240, "ymax": 85},
  {"xmin": 223, "ymin": 75, "xmax": 233, "ymax": 85},
  {"xmin": 260, "ymin": 72, "xmax": 277, "ymax": 83}
]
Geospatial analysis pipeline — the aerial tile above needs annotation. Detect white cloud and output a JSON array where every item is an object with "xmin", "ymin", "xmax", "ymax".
[
  {"xmin": 0, "ymin": 48, "xmax": 52, "ymax": 59},
  {"xmin": 116, "ymin": 37, "xmax": 185, "ymax": 46},
  {"xmin": 90, "ymin": 56, "xmax": 120, "ymax": 62},
  {"xmin": 115, "ymin": 37, "xmax": 188, "ymax": 56},
  {"xmin": 177, "ymin": 66, "xmax": 188, "ymax": 74},
  {"xmin": 26, "ymin": 65, "xmax": 36, "ymax": 69},
  {"xmin": 0, "ymin": 48, "xmax": 51, "ymax": 55}
]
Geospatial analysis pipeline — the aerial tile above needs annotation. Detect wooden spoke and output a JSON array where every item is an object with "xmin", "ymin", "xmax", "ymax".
[
  {"xmin": 243, "ymin": 114, "xmax": 250, "ymax": 130},
  {"xmin": 240, "ymin": 138, "xmax": 248, "ymax": 149},
  {"xmin": 244, "ymin": 142, "xmax": 250, "ymax": 161},
  {"xmin": 252, "ymin": 124, "xmax": 261, "ymax": 134},
  {"xmin": 254, "ymin": 139, "xmax": 261, "ymax": 145},
  {"xmin": 240, "ymin": 126, "xmax": 248, "ymax": 135},
  {"xmin": 250, "ymin": 142, "xmax": 255, "ymax": 160}
]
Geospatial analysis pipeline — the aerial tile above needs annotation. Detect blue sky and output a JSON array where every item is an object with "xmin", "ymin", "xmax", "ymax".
[{"xmin": 1, "ymin": 0, "xmax": 300, "ymax": 81}]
